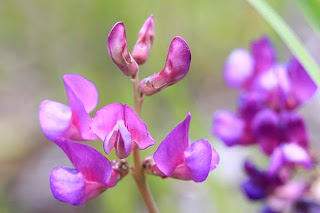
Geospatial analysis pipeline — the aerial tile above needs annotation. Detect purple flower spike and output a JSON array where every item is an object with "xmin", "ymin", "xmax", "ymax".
[
  {"xmin": 268, "ymin": 143, "xmax": 312, "ymax": 175},
  {"xmin": 107, "ymin": 22, "xmax": 139, "ymax": 76},
  {"xmin": 286, "ymin": 57, "xmax": 317, "ymax": 109},
  {"xmin": 39, "ymin": 74, "xmax": 98, "ymax": 141},
  {"xmin": 212, "ymin": 110, "xmax": 245, "ymax": 146},
  {"xmin": 251, "ymin": 36, "xmax": 276, "ymax": 73},
  {"xmin": 132, "ymin": 14, "xmax": 155, "ymax": 65},
  {"xmin": 50, "ymin": 138, "xmax": 115, "ymax": 205},
  {"xmin": 140, "ymin": 36, "xmax": 191, "ymax": 96},
  {"xmin": 90, "ymin": 103, "xmax": 155, "ymax": 159},
  {"xmin": 153, "ymin": 113, "xmax": 219, "ymax": 182},
  {"xmin": 224, "ymin": 49, "xmax": 254, "ymax": 88}
]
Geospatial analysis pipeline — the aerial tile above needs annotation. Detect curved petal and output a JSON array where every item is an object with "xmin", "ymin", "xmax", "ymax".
[
  {"xmin": 184, "ymin": 139, "xmax": 214, "ymax": 182},
  {"xmin": 251, "ymin": 36, "xmax": 276, "ymax": 73},
  {"xmin": 50, "ymin": 167, "xmax": 86, "ymax": 205},
  {"xmin": 63, "ymin": 74, "xmax": 98, "ymax": 113},
  {"xmin": 54, "ymin": 138, "xmax": 112, "ymax": 185},
  {"xmin": 287, "ymin": 57, "xmax": 317, "ymax": 108},
  {"xmin": 140, "ymin": 36, "xmax": 191, "ymax": 96},
  {"xmin": 124, "ymin": 104, "xmax": 155, "ymax": 149},
  {"xmin": 132, "ymin": 14, "xmax": 154, "ymax": 64},
  {"xmin": 224, "ymin": 49, "xmax": 254, "ymax": 88},
  {"xmin": 90, "ymin": 103, "xmax": 124, "ymax": 141},
  {"xmin": 242, "ymin": 179, "xmax": 267, "ymax": 200},
  {"xmin": 210, "ymin": 147, "xmax": 220, "ymax": 171},
  {"xmin": 212, "ymin": 110, "xmax": 245, "ymax": 146},
  {"xmin": 107, "ymin": 22, "xmax": 138, "ymax": 76},
  {"xmin": 154, "ymin": 112, "xmax": 191, "ymax": 176},
  {"xmin": 39, "ymin": 100, "xmax": 72, "ymax": 140}
]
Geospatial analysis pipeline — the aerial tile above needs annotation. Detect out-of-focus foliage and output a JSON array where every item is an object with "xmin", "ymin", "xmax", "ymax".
[
  {"xmin": 3, "ymin": 0, "xmax": 320, "ymax": 213},
  {"xmin": 295, "ymin": 0, "xmax": 320, "ymax": 37}
]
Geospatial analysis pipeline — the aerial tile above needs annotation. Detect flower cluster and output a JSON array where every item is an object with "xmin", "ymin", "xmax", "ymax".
[
  {"xmin": 212, "ymin": 36, "xmax": 318, "ymax": 212},
  {"xmin": 39, "ymin": 15, "xmax": 219, "ymax": 208}
]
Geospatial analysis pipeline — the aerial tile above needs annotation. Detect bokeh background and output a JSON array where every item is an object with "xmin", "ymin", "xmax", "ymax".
[{"xmin": 1, "ymin": 0, "xmax": 320, "ymax": 212}]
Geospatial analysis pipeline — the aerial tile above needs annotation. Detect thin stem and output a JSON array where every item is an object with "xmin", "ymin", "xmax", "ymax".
[{"xmin": 131, "ymin": 73, "xmax": 158, "ymax": 213}]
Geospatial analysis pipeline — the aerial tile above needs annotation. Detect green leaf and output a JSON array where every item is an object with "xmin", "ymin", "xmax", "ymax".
[
  {"xmin": 295, "ymin": 0, "xmax": 320, "ymax": 36},
  {"xmin": 245, "ymin": 0, "xmax": 320, "ymax": 88}
]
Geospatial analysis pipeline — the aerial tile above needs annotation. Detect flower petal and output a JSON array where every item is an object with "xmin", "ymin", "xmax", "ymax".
[
  {"xmin": 39, "ymin": 100, "xmax": 72, "ymax": 140},
  {"xmin": 54, "ymin": 138, "xmax": 112, "ymax": 185},
  {"xmin": 184, "ymin": 139, "xmax": 215, "ymax": 182},
  {"xmin": 212, "ymin": 110, "xmax": 245, "ymax": 146},
  {"xmin": 140, "ymin": 36, "xmax": 191, "ymax": 96},
  {"xmin": 107, "ymin": 22, "xmax": 138, "ymax": 76},
  {"xmin": 224, "ymin": 49, "xmax": 254, "ymax": 88},
  {"xmin": 287, "ymin": 57, "xmax": 317, "ymax": 108},
  {"xmin": 132, "ymin": 14, "xmax": 154, "ymax": 65},
  {"xmin": 90, "ymin": 103, "xmax": 124, "ymax": 141},
  {"xmin": 154, "ymin": 112, "xmax": 191, "ymax": 176},
  {"xmin": 50, "ymin": 167, "xmax": 86, "ymax": 205},
  {"xmin": 242, "ymin": 179, "xmax": 267, "ymax": 200},
  {"xmin": 63, "ymin": 74, "xmax": 98, "ymax": 113},
  {"xmin": 124, "ymin": 104, "xmax": 155, "ymax": 149},
  {"xmin": 251, "ymin": 36, "xmax": 276, "ymax": 73}
]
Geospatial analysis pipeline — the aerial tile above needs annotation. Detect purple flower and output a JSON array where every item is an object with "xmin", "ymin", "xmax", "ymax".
[
  {"xmin": 139, "ymin": 36, "xmax": 191, "ymax": 96},
  {"xmin": 107, "ymin": 22, "xmax": 139, "ymax": 76},
  {"xmin": 39, "ymin": 74, "xmax": 98, "ymax": 141},
  {"xmin": 149, "ymin": 113, "xmax": 219, "ymax": 182},
  {"xmin": 90, "ymin": 103, "xmax": 155, "ymax": 159},
  {"xmin": 132, "ymin": 14, "xmax": 155, "ymax": 65},
  {"xmin": 49, "ymin": 138, "xmax": 126, "ymax": 205}
]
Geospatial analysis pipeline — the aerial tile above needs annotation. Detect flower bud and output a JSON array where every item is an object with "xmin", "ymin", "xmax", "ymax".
[
  {"xmin": 107, "ymin": 22, "xmax": 138, "ymax": 76},
  {"xmin": 132, "ymin": 15, "xmax": 154, "ymax": 65},
  {"xmin": 140, "ymin": 36, "xmax": 191, "ymax": 96}
]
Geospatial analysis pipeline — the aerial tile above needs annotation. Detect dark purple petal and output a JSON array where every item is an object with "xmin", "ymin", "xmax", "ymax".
[
  {"xmin": 286, "ymin": 57, "xmax": 317, "ymax": 109},
  {"xmin": 224, "ymin": 49, "xmax": 254, "ymax": 88},
  {"xmin": 242, "ymin": 179, "xmax": 267, "ymax": 200},
  {"xmin": 153, "ymin": 113, "xmax": 191, "ymax": 176},
  {"xmin": 140, "ymin": 36, "xmax": 191, "ymax": 96},
  {"xmin": 107, "ymin": 22, "xmax": 138, "ymax": 76},
  {"xmin": 184, "ymin": 139, "xmax": 214, "ymax": 182},
  {"xmin": 54, "ymin": 138, "xmax": 112, "ymax": 185},
  {"xmin": 252, "ymin": 109, "xmax": 280, "ymax": 155},
  {"xmin": 132, "ymin": 14, "xmax": 154, "ymax": 65},
  {"xmin": 238, "ymin": 92, "xmax": 265, "ymax": 122},
  {"xmin": 212, "ymin": 110, "xmax": 245, "ymax": 146},
  {"xmin": 63, "ymin": 74, "xmax": 98, "ymax": 113},
  {"xmin": 39, "ymin": 100, "xmax": 73, "ymax": 140},
  {"xmin": 251, "ymin": 36, "xmax": 276, "ymax": 73},
  {"xmin": 50, "ymin": 167, "xmax": 86, "ymax": 205},
  {"xmin": 124, "ymin": 104, "xmax": 155, "ymax": 149}
]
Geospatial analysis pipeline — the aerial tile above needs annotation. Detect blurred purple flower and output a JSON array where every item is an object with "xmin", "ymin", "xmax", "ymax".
[
  {"xmin": 148, "ymin": 113, "xmax": 219, "ymax": 182},
  {"xmin": 50, "ymin": 138, "xmax": 126, "ymax": 205},
  {"xmin": 132, "ymin": 14, "xmax": 155, "ymax": 65},
  {"xmin": 90, "ymin": 103, "xmax": 155, "ymax": 159},
  {"xmin": 140, "ymin": 36, "xmax": 191, "ymax": 96},
  {"xmin": 39, "ymin": 74, "xmax": 98, "ymax": 141}
]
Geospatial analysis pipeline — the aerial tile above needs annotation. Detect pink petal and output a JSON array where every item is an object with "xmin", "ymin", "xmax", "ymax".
[
  {"xmin": 54, "ymin": 138, "xmax": 112, "ymax": 185},
  {"xmin": 107, "ymin": 22, "xmax": 138, "ymax": 76},
  {"xmin": 124, "ymin": 104, "xmax": 155, "ymax": 149},
  {"xmin": 140, "ymin": 36, "xmax": 191, "ymax": 96},
  {"xmin": 132, "ymin": 14, "xmax": 154, "ymax": 65},
  {"xmin": 39, "ymin": 100, "xmax": 73, "ymax": 140},
  {"xmin": 154, "ymin": 113, "xmax": 191, "ymax": 176},
  {"xmin": 184, "ymin": 139, "xmax": 214, "ymax": 182},
  {"xmin": 224, "ymin": 49, "xmax": 254, "ymax": 88},
  {"xmin": 63, "ymin": 74, "xmax": 98, "ymax": 113}
]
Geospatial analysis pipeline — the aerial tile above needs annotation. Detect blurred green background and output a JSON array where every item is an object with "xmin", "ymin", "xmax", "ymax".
[{"xmin": 1, "ymin": 0, "xmax": 320, "ymax": 212}]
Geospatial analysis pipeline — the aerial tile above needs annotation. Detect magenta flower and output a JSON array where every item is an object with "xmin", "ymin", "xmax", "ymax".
[
  {"xmin": 107, "ymin": 22, "xmax": 139, "ymax": 76},
  {"xmin": 132, "ymin": 14, "xmax": 155, "ymax": 65},
  {"xmin": 39, "ymin": 74, "xmax": 98, "ymax": 141},
  {"xmin": 50, "ymin": 138, "xmax": 126, "ymax": 205},
  {"xmin": 90, "ymin": 103, "xmax": 155, "ymax": 159},
  {"xmin": 139, "ymin": 36, "xmax": 191, "ymax": 96},
  {"xmin": 148, "ymin": 113, "xmax": 219, "ymax": 182}
]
